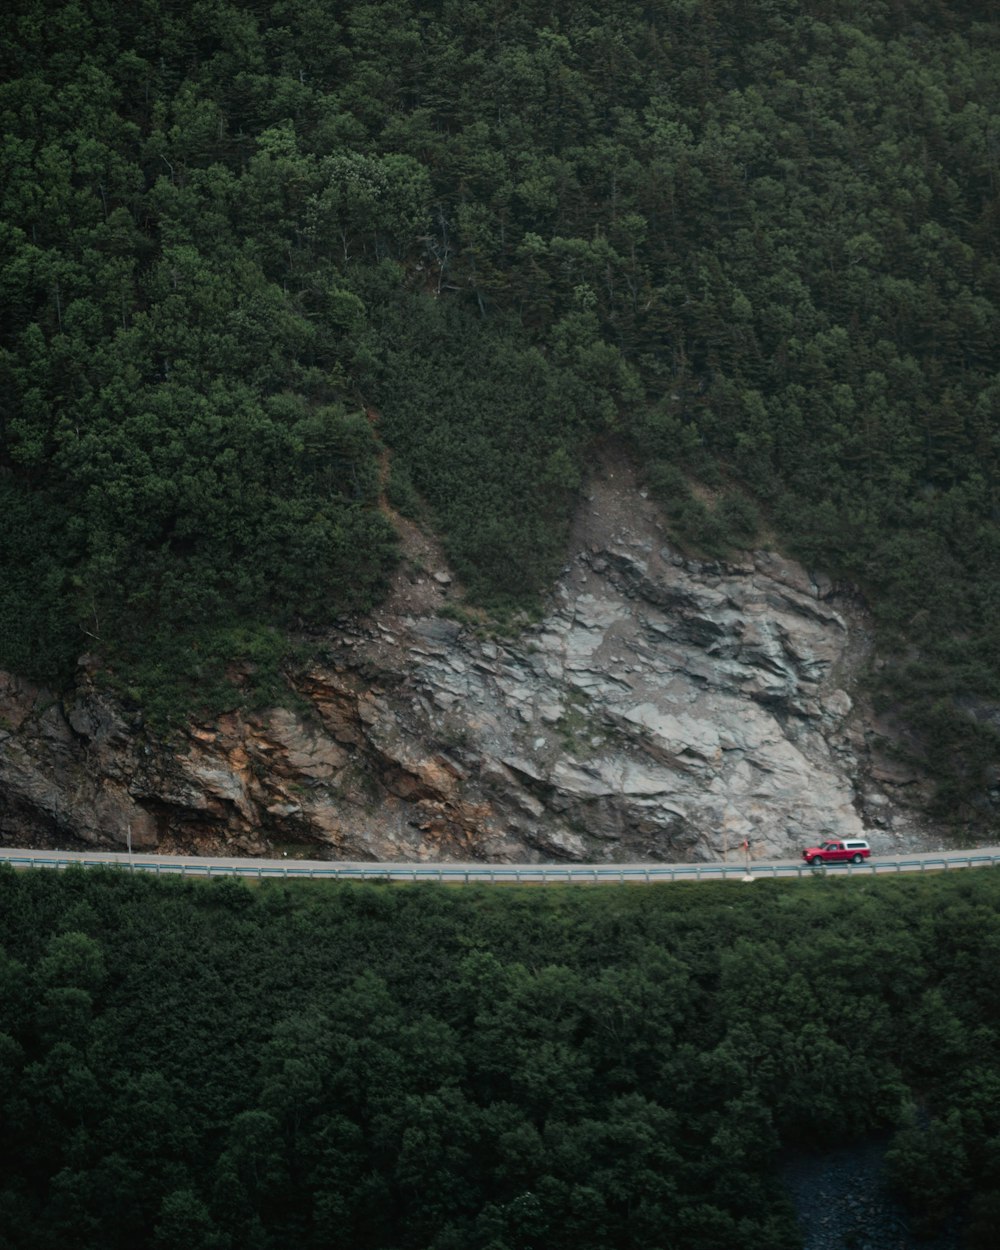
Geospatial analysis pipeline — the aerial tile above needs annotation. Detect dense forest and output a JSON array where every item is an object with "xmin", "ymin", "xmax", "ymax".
[
  {"xmin": 1, "ymin": 0, "xmax": 998, "ymax": 807},
  {"xmin": 1, "ymin": 865, "xmax": 1000, "ymax": 1248}
]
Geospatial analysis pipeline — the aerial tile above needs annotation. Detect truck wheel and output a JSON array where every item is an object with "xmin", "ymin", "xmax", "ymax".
[{"xmin": 851, "ymin": 853, "xmax": 863, "ymax": 864}]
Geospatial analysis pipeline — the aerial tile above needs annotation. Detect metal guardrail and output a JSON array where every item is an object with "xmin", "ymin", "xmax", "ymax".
[{"xmin": 2, "ymin": 851, "xmax": 1000, "ymax": 884}]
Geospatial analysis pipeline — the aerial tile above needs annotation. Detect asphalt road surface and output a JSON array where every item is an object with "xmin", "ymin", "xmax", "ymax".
[{"xmin": 2, "ymin": 845, "xmax": 999, "ymax": 884}]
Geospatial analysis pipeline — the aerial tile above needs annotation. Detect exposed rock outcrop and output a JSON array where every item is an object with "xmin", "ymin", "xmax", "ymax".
[{"xmin": 1, "ymin": 462, "xmax": 935, "ymax": 862}]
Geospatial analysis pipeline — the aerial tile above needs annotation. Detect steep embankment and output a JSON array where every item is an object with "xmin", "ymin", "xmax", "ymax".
[{"xmin": 0, "ymin": 461, "xmax": 941, "ymax": 862}]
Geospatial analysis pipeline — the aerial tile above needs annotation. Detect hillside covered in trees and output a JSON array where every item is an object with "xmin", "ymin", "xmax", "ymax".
[
  {"xmin": 2, "ymin": 866, "xmax": 1000, "ymax": 1248},
  {"xmin": 1, "ymin": 0, "xmax": 998, "ymax": 812}
]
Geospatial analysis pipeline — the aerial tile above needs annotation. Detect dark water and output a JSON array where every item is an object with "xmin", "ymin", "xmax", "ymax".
[{"xmin": 780, "ymin": 1136, "xmax": 961, "ymax": 1250}]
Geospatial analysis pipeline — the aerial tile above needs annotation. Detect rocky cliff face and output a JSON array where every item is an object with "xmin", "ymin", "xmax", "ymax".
[{"xmin": 0, "ymin": 462, "xmax": 934, "ymax": 862}]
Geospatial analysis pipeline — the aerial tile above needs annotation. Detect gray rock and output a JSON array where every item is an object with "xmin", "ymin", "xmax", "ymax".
[
  {"xmin": 0, "ymin": 467, "xmax": 941, "ymax": 863},
  {"xmin": 412, "ymin": 618, "xmax": 462, "ymax": 644}
]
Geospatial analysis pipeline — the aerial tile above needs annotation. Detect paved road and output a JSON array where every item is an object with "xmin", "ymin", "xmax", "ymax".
[{"xmin": 2, "ymin": 845, "xmax": 999, "ymax": 884}]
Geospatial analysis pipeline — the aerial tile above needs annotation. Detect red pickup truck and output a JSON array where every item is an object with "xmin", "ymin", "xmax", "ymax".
[{"xmin": 802, "ymin": 839, "xmax": 871, "ymax": 865}]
